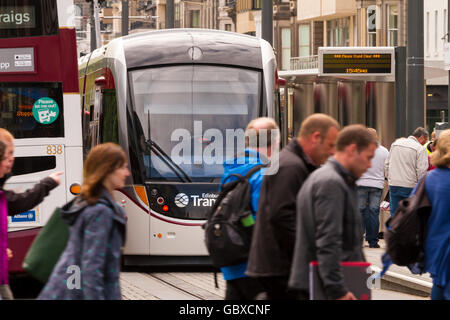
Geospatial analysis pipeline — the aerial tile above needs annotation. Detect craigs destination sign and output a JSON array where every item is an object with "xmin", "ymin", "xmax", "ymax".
[{"xmin": 0, "ymin": 6, "xmax": 36, "ymax": 29}]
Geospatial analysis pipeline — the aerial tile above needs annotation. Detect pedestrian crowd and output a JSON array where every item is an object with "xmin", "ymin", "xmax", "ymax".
[
  {"xmin": 0, "ymin": 112, "xmax": 449, "ymax": 300},
  {"xmin": 215, "ymin": 115, "xmax": 449, "ymax": 301}
]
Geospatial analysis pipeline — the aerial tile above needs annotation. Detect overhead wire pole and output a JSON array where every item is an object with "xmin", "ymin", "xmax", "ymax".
[
  {"xmin": 166, "ymin": 0, "xmax": 174, "ymax": 29},
  {"xmin": 93, "ymin": 0, "xmax": 102, "ymax": 48},
  {"xmin": 262, "ymin": 0, "xmax": 273, "ymax": 46},
  {"xmin": 122, "ymin": 0, "xmax": 129, "ymax": 36},
  {"xmin": 395, "ymin": 47, "xmax": 407, "ymax": 138},
  {"xmin": 90, "ymin": 2, "xmax": 96, "ymax": 51},
  {"xmin": 406, "ymin": 0, "xmax": 425, "ymax": 134}
]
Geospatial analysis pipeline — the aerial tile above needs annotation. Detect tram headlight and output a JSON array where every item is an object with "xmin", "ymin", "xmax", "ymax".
[{"xmin": 162, "ymin": 205, "xmax": 169, "ymax": 212}]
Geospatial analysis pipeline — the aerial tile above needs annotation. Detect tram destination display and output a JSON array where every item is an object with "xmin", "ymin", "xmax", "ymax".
[{"xmin": 319, "ymin": 47, "xmax": 394, "ymax": 76}]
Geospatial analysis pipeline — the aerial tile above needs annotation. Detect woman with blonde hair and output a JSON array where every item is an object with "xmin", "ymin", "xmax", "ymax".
[
  {"xmin": 418, "ymin": 129, "xmax": 450, "ymax": 300},
  {"xmin": 38, "ymin": 143, "xmax": 129, "ymax": 300}
]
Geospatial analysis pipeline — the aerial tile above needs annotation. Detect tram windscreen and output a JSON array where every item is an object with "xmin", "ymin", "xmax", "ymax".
[{"xmin": 130, "ymin": 65, "xmax": 261, "ymax": 182}]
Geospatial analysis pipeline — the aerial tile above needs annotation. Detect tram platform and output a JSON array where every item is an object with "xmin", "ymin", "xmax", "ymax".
[{"xmin": 365, "ymin": 240, "xmax": 432, "ymax": 297}]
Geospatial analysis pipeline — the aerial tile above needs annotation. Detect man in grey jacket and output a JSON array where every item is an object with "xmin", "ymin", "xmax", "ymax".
[
  {"xmin": 384, "ymin": 127, "xmax": 429, "ymax": 216},
  {"xmin": 289, "ymin": 124, "xmax": 377, "ymax": 300}
]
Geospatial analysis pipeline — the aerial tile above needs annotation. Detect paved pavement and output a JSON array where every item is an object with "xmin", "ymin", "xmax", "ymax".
[
  {"xmin": 120, "ymin": 270, "xmax": 427, "ymax": 300},
  {"xmin": 120, "ymin": 272, "xmax": 226, "ymax": 300},
  {"xmin": 120, "ymin": 239, "xmax": 433, "ymax": 300}
]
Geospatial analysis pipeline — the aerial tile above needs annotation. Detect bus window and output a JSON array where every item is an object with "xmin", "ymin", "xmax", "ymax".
[
  {"xmin": 11, "ymin": 156, "xmax": 56, "ymax": 176},
  {"xmin": 0, "ymin": 82, "xmax": 64, "ymax": 139},
  {"xmin": 0, "ymin": 0, "xmax": 58, "ymax": 38}
]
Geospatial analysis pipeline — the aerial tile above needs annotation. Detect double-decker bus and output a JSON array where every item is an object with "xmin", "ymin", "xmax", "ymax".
[
  {"xmin": 79, "ymin": 29, "xmax": 283, "ymax": 266},
  {"xmin": 0, "ymin": 0, "xmax": 82, "ymax": 273}
]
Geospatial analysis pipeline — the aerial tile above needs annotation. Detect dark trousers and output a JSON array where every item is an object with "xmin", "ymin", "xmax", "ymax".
[
  {"xmin": 256, "ymin": 276, "xmax": 298, "ymax": 300},
  {"xmin": 357, "ymin": 186, "xmax": 383, "ymax": 246},
  {"xmin": 389, "ymin": 186, "xmax": 413, "ymax": 217},
  {"xmin": 225, "ymin": 277, "xmax": 265, "ymax": 300}
]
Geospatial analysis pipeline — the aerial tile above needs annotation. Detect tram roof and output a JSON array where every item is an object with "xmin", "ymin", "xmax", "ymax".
[{"xmin": 120, "ymin": 29, "xmax": 264, "ymax": 70}]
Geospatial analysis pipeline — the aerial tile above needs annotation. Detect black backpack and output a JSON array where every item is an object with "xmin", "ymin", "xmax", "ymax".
[
  {"xmin": 203, "ymin": 164, "xmax": 265, "ymax": 269},
  {"xmin": 385, "ymin": 175, "xmax": 432, "ymax": 266}
]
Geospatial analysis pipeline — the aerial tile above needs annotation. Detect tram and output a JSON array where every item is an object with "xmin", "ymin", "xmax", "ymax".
[{"xmin": 78, "ymin": 29, "xmax": 283, "ymax": 265}]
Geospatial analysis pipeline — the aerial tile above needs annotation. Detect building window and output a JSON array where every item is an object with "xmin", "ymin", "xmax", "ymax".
[
  {"xmin": 298, "ymin": 25, "xmax": 310, "ymax": 57},
  {"xmin": 367, "ymin": 6, "xmax": 376, "ymax": 46},
  {"xmin": 427, "ymin": 12, "xmax": 430, "ymax": 55},
  {"xmin": 74, "ymin": 5, "xmax": 82, "ymax": 31},
  {"xmin": 190, "ymin": 10, "xmax": 200, "ymax": 28},
  {"xmin": 388, "ymin": 5, "xmax": 398, "ymax": 46},
  {"xmin": 225, "ymin": 24, "xmax": 232, "ymax": 32},
  {"xmin": 327, "ymin": 18, "xmax": 350, "ymax": 46},
  {"xmin": 175, "ymin": 4, "xmax": 180, "ymax": 21},
  {"xmin": 281, "ymin": 28, "xmax": 291, "ymax": 70},
  {"xmin": 444, "ymin": 9, "xmax": 447, "ymax": 42},
  {"xmin": 435, "ymin": 10, "xmax": 438, "ymax": 54},
  {"xmin": 252, "ymin": 0, "xmax": 261, "ymax": 10}
]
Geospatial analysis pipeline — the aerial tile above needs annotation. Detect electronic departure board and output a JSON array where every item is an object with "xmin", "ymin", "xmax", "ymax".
[{"xmin": 319, "ymin": 47, "xmax": 394, "ymax": 76}]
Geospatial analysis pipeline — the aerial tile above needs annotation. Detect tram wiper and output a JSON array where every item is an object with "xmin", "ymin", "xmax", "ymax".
[
  {"xmin": 145, "ymin": 139, "xmax": 193, "ymax": 183},
  {"xmin": 146, "ymin": 112, "xmax": 192, "ymax": 183}
]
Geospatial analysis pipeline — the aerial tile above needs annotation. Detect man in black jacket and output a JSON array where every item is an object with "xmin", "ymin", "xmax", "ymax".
[
  {"xmin": 0, "ymin": 128, "xmax": 62, "ymax": 300},
  {"xmin": 289, "ymin": 125, "xmax": 377, "ymax": 300},
  {"xmin": 246, "ymin": 114, "xmax": 340, "ymax": 299}
]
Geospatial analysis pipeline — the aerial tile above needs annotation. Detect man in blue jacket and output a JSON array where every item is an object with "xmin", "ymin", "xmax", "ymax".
[{"xmin": 220, "ymin": 117, "xmax": 280, "ymax": 300}]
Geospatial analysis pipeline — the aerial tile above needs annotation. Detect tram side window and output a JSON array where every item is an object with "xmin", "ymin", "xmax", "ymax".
[
  {"xmin": 100, "ymin": 89, "xmax": 119, "ymax": 144},
  {"xmin": 0, "ymin": 82, "xmax": 64, "ymax": 139},
  {"xmin": 82, "ymin": 105, "xmax": 91, "ymax": 158},
  {"xmin": 0, "ymin": 0, "xmax": 59, "ymax": 38},
  {"xmin": 85, "ymin": 88, "xmax": 119, "ymax": 152},
  {"xmin": 87, "ymin": 104, "xmax": 99, "ymax": 149}
]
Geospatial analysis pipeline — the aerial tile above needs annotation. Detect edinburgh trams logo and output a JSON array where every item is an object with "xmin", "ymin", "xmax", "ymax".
[{"xmin": 174, "ymin": 193, "xmax": 189, "ymax": 208}]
